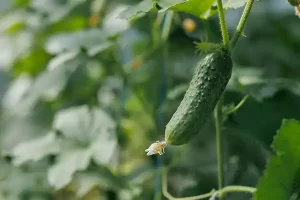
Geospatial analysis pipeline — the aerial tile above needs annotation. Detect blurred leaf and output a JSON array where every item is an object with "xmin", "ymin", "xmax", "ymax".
[
  {"xmin": 102, "ymin": 5, "xmax": 130, "ymax": 37},
  {"xmin": 1, "ymin": 74, "xmax": 32, "ymax": 113},
  {"xmin": 88, "ymin": 42, "xmax": 113, "ymax": 56},
  {"xmin": 0, "ymin": 97, "xmax": 51, "ymax": 153},
  {"xmin": 223, "ymin": 0, "xmax": 248, "ymax": 9},
  {"xmin": 0, "ymin": 162, "xmax": 50, "ymax": 200},
  {"xmin": 29, "ymin": 0, "xmax": 88, "ymax": 24},
  {"xmin": 48, "ymin": 148, "xmax": 92, "ymax": 190},
  {"xmin": 228, "ymin": 67, "xmax": 300, "ymax": 100},
  {"xmin": 13, "ymin": 48, "xmax": 49, "ymax": 76},
  {"xmin": 225, "ymin": 90, "xmax": 300, "ymax": 146},
  {"xmin": 0, "ymin": 33, "xmax": 34, "ymax": 70},
  {"xmin": 75, "ymin": 167, "xmax": 126, "ymax": 198},
  {"xmin": 167, "ymin": 83, "xmax": 188, "ymax": 100},
  {"xmin": 224, "ymin": 90, "xmax": 300, "ymax": 146},
  {"xmin": 80, "ymin": 187, "xmax": 101, "ymax": 200},
  {"xmin": 118, "ymin": 0, "xmax": 155, "ymax": 20},
  {"xmin": 14, "ymin": 0, "xmax": 29, "ymax": 7},
  {"xmin": 201, "ymin": 5, "xmax": 218, "ymax": 19},
  {"xmin": 50, "ymin": 15, "xmax": 88, "ymax": 33},
  {"xmin": 195, "ymin": 42, "xmax": 220, "ymax": 52},
  {"xmin": 158, "ymin": 0, "xmax": 216, "ymax": 19},
  {"xmin": 27, "ymin": 51, "xmax": 85, "ymax": 102},
  {"xmin": 0, "ymin": 10, "xmax": 26, "ymax": 33},
  {"xmin": 225, "ymin": 128, "xmax": 269, "ymax": 172},
  {"xmin": 124, "ymin": 163, "xmax": 153, "ymax": 185},
  {"xmin": 0, "ymin": 1, "xmax": 12, "ymax": 13},
  {"xmin": 45, "ymin": 29, "xmax": 110, "ymax": 54},
  {"xmin": 49, "ymin": 105, "xmax": 118, "ymax": 189},
  {"xmin": 11, "ymin": 132, "xmax": 59, "ymax": 166},
  {"xmin": 253, "ymin": 119, "xmax": 300, "ymax": 200},
  {"xmin": 53, "ymin": 105, "xmax": 116, "ymax": 144}
]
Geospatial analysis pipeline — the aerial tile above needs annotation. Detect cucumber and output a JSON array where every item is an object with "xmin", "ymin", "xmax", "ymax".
[{"xmin": 165, "ymin": 47, "xmax": 232, "ymax": 145}]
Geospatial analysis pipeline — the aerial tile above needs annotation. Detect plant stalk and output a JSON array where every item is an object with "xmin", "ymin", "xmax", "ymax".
[
  {"xmin": 216, "ymin": 0, "xmax": 230, "ymax": 48},
  {"xmin": 161, "ymin": 11, "xmax": 174, "ymax": 42},
  {"xmin": 162, "ymin": 167, "xmax": 256, "ymax": 200},
  {"xmin": 214, "ymin": 100, "xmax": 224, "ymax": 200},
  {"xmin": 224, "ymin": 95, "xmax": 249, "ymax": 115},
  {"xmin": 230, "ymin": 0, "xmax": 255, "ymax": 49}
]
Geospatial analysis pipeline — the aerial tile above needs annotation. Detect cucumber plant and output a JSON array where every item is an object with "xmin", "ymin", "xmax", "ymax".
[
  {"xmin": 2, "ymin": 0, "xmax": 300, "ymax": 199},
  {"xmin": 123, "ymin": 0, "xmax": 259, "ymax": 199}
]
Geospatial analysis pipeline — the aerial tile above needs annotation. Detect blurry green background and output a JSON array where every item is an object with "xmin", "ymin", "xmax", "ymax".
[{"xmin": 0, "ymin": 0, "xmax": 300, "ymax": 199}]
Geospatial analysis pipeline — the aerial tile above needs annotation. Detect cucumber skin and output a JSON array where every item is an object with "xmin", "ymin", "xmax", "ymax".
[{"xmin": 165, "ymin": 49, "xmax": 232, "ymax": 145}]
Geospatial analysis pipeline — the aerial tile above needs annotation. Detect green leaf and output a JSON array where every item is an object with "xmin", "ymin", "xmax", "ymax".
[
  {"xmin": 224, "ymin": 90, "xmax": 300, "ymax": 146},
  {"xmin": 89, "ymin": 131, "xmax": 118, "ymax": 166},
  {"xmin": 102, "ymin": 5, "xmax": 130, "ymax": 37},
  {"xmin": 223, "ymin": 0, "xmax": 248, "ymax": 9},
  {"xmin": 194, "ymin": 42, "xmax": 220, "ymax": 52},
  {"xmin": 11, "ymin": 132, "xmax": 59, "ymax": 166},
  {"xmin": 1, "ymin": 74, "xmax": 32, "ymax": 115},
  {"xmin": 47, "ymin": 148, "xmax": 92, "ymax": 190},
  {"xmin": 45, "ymin": 30, "xmax": 111, "ymax": 54},
  {"xmin": 48, "ymin": 105, "xmax": 118, "ymax": 189},
  {"xmin": 167, "ymin": 83, "xmax": 188, "ymax": 100},
  {"xmin": 158, "ymin": 0, "xmax": 216, "ymax": 19},
  {"xmin": 0, "ymin": 10, "xmax": 26, "ymax": 33},
  {"xmin": 0, "ymin": 162, "xmax": 50, "ymax": 200},
  {"xmin": 118, "ymin": 0, "xmax": 155, "ymax": 20},
  {"xmin": 53, "ymin": 105, "xmax": 117, "ymax": 164},
  {"xmin": 253, "ymin": 119, "xmax": 300, "ymax": 200},
  {"xmin": 227, "ymin": 67, "xmax": 300, "ymax": 100},
  {"xmin": 74, "ymin": 167, "xmax": 126, "ymax": 198},
  {"xmin": 28, "ymin": 51, "xmax": 85, "ymax": 101},
  {"xmin": 53, "ymin": 105, "xmax": 116, "ymax": 144},
  {"xmin": 196, "ymin": 0, "xmax": 252, "ymax": 19},
  {"xmin": 2, "ymin": 52, "xmax": 83, "ymax": 116},
  {"xmin": 13, "ymin": 48, "xmax": 49, "ymax": 76}
]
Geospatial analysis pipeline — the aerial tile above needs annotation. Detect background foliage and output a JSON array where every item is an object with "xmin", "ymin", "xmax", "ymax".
[{"xmin": 0, "ymin": 0, "xmax": 300, "ymax": 199}]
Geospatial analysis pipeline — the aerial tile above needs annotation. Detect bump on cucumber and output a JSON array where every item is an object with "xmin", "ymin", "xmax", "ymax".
[{"xmin": 165, "ymin": 47, "xmax": 232, "ymax": 145}]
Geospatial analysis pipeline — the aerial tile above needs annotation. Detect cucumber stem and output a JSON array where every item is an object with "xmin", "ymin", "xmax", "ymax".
[
  {"xmin": 224, "ymin": 95, "xmax": 249, "ymax": 115},
  {"xmin": 217, "ymin": 0, "xmax": 230, "ymax": 49},
  {"xmin": 214, "ymin": 100, "xmax": 225, "ymax": 200},
  {"xmin": 162, "ymin": 168, "xmax": 256, "ymax": 200},
  {"xmin": 230, "ymin": 0, "xmax": 255, "ymax": 49}
]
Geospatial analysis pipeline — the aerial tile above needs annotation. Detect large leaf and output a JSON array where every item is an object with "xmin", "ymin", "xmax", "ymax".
[
  {"xmin": 11, "ymin": 132, "xmax": 60, "ymax": 165},
  {"xmin": 118, "ymin": 0, "xmax": 217, "ymax": 20},
  {"xmin": 45, "ymin": 29, "xmax": 113, "ymax": 55},
  {"xmin": 223, "ymin": 0, "xmax": 248, "ymax": 9},
  {"xmin": 224, "ymin": 90, "xmax": 300, "ymax": 146},
  {"xmin": 49, "ymin": 105, "xmax": 118, "ymax": 189},
  {"xmin": 29, "ymin": 0, "xmax": 88, "ymax": 25},
  {"xmin": 102, "ymin": 5, "xmax": 130, "ymax": 37},
  {"xmin": 26, "ymin": 51, "xmax": 85, "ymax": 102},
  {"xmin": 118, "ymin": 0, "xmax": 155, "ymax": 20},
  {"xmin": 53, "ymin": 105, "xmax": 116, "ymax": 143},
  {"xmin": 74, "ymin": 167, "xmax": 126, "ymax": 198},
  {"xmin": 1, "ymin": 74, "xmax": 32, "ymax": 115},
  {"xmin": 47, "ymin": 148, "xmax": 92, "ymax": 190},
  {"xmin": 227, "ymin": 66, "xmax": 300, "ymax": 100},
  {"xmin": 158, "ymin": 0, "xmax": 216, "ymax": 18},
  {"xmin": 253, "ymin": 119, "xmax": 300, "ymax": 200},
  {"xmin": 0, "ymin": 162, "xmax": 50, "ymax": 200}
]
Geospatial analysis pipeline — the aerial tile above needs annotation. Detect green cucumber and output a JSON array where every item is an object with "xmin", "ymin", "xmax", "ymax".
[{"xmin": 165, "ymin": 47, "xmax": 232, "ymax": 145}]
